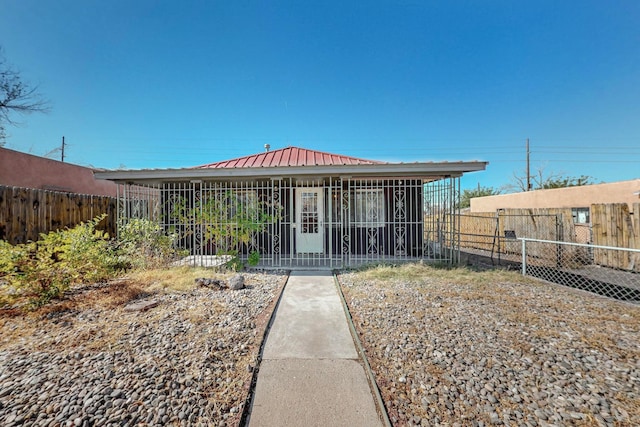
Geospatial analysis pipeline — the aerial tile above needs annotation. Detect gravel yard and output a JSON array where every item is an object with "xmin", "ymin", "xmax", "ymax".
[
  {"xmin": 0, "ymin": 271, "xmax": 287, "ymax": 427},
  {"xmin": 338, "ymin": 265, "xmax": 640, "ymax": 427}
]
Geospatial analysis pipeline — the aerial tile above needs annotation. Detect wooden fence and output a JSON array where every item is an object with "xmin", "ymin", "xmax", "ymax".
[
  {"xmin": 0, "ymin": 185, "xmax": 117, "ymax": 245},
  {"xmin": 591, "ymin": 203, "xmax": 640, "ymax": 270},
  {"xmin": 452, "ymin": 208, "xmax": 573, "ymax": 256}
]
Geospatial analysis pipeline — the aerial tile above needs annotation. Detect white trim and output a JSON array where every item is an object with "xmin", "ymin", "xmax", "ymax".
[{"xmin": 95, "ymin": 161, "xmax": 487, "ymax": 184}]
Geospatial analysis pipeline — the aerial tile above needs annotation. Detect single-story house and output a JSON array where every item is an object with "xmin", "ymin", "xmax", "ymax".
[
  {"xmin": 470, "ymin": 179, "xmax": 640, "ymax": 218},
  {"xmin": 95, "ymin": 146, "xmax": 486, "ymax": 269}
]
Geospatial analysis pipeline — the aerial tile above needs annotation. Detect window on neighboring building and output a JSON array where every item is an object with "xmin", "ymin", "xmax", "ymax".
[
  {"xmin": 572, "ymin": 207, "xmax": 590, "ymax": 224},
  {"xmin": 351, "ymin": 189, "xmax": 386, "ymax": 227}
]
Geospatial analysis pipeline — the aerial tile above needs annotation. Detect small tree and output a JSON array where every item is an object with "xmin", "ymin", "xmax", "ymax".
[
  {"xmin": 459, "ymin": 185, "xmax": 501, "ymax": 209},
  {"xmin": 170, "ymin": 189, "xmax": 281, "ymax": 264},
  {"xmin": 0, "ymin": 47, "xmax": 49, "ymax": 145}
]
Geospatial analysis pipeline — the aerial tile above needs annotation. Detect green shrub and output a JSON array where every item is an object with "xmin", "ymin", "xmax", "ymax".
[
  {"xmin": 247, "ymin": 250, "xmax": 260, "ymax": 267},
  {"xmin": 225, "ymin": 255, "xmax": 245, "ymax": 272},
  {"xmin": 0, "ymin": 216, "xmax": 183, "ymax": 308},
  {"xmin": 0, "ymin": 215, "xmax": 118, "ymax": 307},
  {"xmin": 116, "ymin": 218, "xmax": 181, "ymax": 269}
]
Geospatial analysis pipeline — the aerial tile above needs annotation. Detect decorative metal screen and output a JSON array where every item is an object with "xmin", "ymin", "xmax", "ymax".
[{"xmin": 116, "ymin": 175, "xmax": 461, "ymax": 268}]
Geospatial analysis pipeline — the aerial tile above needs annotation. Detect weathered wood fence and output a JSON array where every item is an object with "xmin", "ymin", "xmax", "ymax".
[
  {"xmin": 591, "ymin": 203, "xmax": 640, "ymax": 270},
  {"xmin": 0, "ymin": 185, "xmax": 117, "ymax": 245}
]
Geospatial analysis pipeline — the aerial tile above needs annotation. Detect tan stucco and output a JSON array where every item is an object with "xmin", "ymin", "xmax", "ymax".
[
  {"xmin": 0, "ymin": 147, "xmax": 117, "ymax": 196},
  {"xmin": 470, "ymin": 179, "xmax": 640, "ymax": 213}
]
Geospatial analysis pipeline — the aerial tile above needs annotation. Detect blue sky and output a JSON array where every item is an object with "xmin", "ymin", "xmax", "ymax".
[{"xmin": 1, "ymin": 0, "xmax": 639, "ymax": 191}]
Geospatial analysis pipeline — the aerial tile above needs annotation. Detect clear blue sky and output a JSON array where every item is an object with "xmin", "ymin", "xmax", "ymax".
[{"xmin": 1, "ymin": 0, "xmax": 639, "ymax": 191}]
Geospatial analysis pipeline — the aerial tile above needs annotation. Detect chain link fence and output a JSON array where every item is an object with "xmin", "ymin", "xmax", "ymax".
[{"xmin": 520, "ymin": 238, "xmax": 640, "ymax": 302}]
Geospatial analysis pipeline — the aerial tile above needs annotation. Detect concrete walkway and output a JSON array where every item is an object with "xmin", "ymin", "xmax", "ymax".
[{"xmin": 247, "ymin": 271, "xmax": 383, "ymax": 427}]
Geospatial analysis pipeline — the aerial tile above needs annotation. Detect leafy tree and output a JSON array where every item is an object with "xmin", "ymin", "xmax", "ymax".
[
  {"xmin": 459, "ymin": 184, "xmax": 501, "ymax": 209},
  {"xmin": 170, "ymin": 189, "xmax": 281, "ymax": 269},
  {"xmin": 0, "ymin": 47, "xmax": 49, "ymax": 145}
]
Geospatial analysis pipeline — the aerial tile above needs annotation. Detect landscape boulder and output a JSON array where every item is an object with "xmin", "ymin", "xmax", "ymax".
[
  {"xmin": 228, "ymin": 274, "xmax": 245, "ymax": 290},
  {"xmin": 195, "ymin": 278, "xmax": 225, "ymax": 289}
]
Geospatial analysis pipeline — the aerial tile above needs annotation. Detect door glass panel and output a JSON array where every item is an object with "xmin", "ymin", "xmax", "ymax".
[{"xmin": 301, "ymin": 192, "xmax": 318, "ymax": 234}]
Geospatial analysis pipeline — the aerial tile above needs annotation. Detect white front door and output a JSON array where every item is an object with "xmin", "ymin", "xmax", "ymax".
[{"xmin": 296, "ymin": 188, "xmax": 324, "ymax": 253}]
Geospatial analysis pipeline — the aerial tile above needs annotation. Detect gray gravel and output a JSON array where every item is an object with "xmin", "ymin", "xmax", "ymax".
[
  {"xmin": 338, "ymin": 267, "xmax": 640, "ymax": 427},
  {"xmin": 0, "ymin": 272, "xmax": 286, "ymax": 427}
]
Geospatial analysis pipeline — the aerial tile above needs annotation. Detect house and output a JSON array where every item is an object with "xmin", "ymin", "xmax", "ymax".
[
  {"xmin": 95, "ymin": 146, "xmax": 486, "ymax": 268},
  {"xmin": 470, "ymin": 179, "xmax": 640, "ymax": 214},
  {"xmin": 0, "ymin": 147, "xmax": 117, "ymax": 197},
  {"xmin": 468, "ymin": 179, "xmax": 640, "ymax": 247},
  {"xmin": 470, "ymin": 179, "xmax": 640, "ymax": 223}
]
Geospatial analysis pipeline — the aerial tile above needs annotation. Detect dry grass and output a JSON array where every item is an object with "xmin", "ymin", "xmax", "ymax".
[
  {"xmin": 0, "ymin": 266, "xmax": 239, "ymax": 352},
  {"xmin": 355, "ymin": 262, "xmax": 533, "ymax": 286},
  {"xmin": 126, "ymin": 266, "xmax": 227, "ymax": 293}
]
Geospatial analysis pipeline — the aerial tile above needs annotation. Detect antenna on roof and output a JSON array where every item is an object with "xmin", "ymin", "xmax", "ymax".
[{"xmin": 264, "ymin": 144, "xmax": 270, "ymax": 152}]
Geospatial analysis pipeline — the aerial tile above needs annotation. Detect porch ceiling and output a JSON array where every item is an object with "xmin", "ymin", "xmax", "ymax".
[{"xmin": 94, "ymin": 161, "xmax": 487, "ymax": 185}]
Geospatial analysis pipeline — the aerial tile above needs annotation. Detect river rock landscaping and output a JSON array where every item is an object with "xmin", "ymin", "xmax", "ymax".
[
  {"xmin": 0, "ymin": 271, "xmax": 287, "ymax": 427},
  {"xmin": 338, "ymin": 265, "xmax": 640, "ymax": 427}
]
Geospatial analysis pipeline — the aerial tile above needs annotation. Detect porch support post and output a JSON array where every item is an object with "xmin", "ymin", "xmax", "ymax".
[
  {"xmin": 271, "ymin": 178, "xmax": 282, "ymax": 267},
  {"xmin": 328, "ymin": 178, "xmax": 333, "ymax": 268},
  {"xmin": 341, "ymin": 177, "xmax": 351, "ymax": 267}
]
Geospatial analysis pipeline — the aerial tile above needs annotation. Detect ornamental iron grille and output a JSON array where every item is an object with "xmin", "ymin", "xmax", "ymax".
[{"xmin": 115, "ymin": 175, "xmax": 461, "ymax": 268}]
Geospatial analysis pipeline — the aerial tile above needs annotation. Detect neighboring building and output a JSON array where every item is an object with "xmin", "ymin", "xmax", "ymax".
[
  {"xmin": 0, "ymin": 147, "xmax": 117, "ymax": 196},
  {"xmin": 468, "ymin": 179, "xmax": 640, "ymax": 245},
  {"xmin": 470, "ymin": 179, "xmax": 640, "ymax": 221},
  {"xmin": 96, "ymin": 146, "xmax": 487, "ymax": 268}
]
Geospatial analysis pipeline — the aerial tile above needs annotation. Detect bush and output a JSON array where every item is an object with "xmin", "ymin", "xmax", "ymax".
[
  {"xmin": 0, "ymin": 215, "xmax": 118, "ymax": 307},
  {"xmin": 116, "ymin": 218, "xmax": 181, "ymax": 269},
  {"xmin": 0, "ymin": 217, "xmax": 183, "ymax": 308}
]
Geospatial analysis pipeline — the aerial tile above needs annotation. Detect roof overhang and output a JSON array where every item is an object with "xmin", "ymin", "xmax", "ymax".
[{"xmin": 95, "ymin": 161, "xmax": 488, "ymax": 185}]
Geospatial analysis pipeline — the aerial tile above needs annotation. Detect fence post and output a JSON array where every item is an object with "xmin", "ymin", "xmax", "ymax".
[
  {"xmin": 556, "ymin": 213, "xmax": 563, "ymax": 268},
  {"xmin": 521, "ymin": 238, "xmax": 527, "ymax": 276}
]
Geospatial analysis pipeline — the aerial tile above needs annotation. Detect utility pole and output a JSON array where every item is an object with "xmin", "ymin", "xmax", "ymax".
[
  {"xmin": 61, "ymin": 136, "xmax": 65, "ymax": 162},
  {"xmin": 526, "ymin": 138, "xmax": 531, "ymax": 191}
]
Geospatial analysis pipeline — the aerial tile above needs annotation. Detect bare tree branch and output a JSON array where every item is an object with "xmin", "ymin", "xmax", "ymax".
[
  {"xmin": 504, "ymin": 163, "xmax": 594, "ymax": 192},
  {"xmin": 0, "ymin": 47, "xmax": 50, "ymax": 145}
]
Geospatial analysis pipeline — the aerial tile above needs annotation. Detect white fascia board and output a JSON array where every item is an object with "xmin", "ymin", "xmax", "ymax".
[{"xmin": 94, "ymin": 161, "xmax": 488, "ymax": 184}]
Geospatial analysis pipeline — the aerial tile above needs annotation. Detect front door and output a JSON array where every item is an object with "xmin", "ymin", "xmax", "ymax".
[{"xmin": 295, "ymin": 188, "xmax": 324, "ymax": 253}]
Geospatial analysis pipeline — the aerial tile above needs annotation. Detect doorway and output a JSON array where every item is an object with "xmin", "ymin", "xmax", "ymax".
[{"xmin": 295, "ymin": 188, "xmax": 324, "ymax": 253}]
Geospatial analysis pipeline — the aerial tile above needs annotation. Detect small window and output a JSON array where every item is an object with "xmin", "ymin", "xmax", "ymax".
[
  {"xmin": 571, "ymin": 207, "xmax": 590, "ymax": 224},
  {"xmin": 351, "ymin": 189, "xmax": 385, "ymax": 227},
  {"xmin": 213, "ymin": 190, "xmax": 258, "ymax": 220}
]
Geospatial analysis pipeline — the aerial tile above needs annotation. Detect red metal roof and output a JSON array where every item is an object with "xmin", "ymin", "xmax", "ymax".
[{"xmin": 194, "ymin": 146, "xmax": 385, "ymax": 169}]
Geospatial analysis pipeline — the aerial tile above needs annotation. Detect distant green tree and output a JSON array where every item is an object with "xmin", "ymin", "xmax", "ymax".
[
  {"xmin": 539, "ymin": 175, "xmax": 594, "ymax": 189},
  {"xmin": 459, "ymin": 185, "xmax": 501, "ymax": 209}
]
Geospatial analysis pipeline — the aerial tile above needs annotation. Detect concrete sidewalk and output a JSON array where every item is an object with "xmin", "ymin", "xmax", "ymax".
[{"xmin": 246, "ymin": 271, "xmax": 383, "ymax": 427}]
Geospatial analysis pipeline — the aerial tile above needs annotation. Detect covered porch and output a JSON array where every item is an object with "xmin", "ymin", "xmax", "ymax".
[{"xmin": 96, "ymin": 147, "xmax": 486, "ymax": 269}]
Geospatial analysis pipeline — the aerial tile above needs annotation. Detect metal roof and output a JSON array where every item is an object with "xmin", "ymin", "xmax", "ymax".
[{"xmin": 195, "ymin": 146, "xmax": 383, "ymax": 168}]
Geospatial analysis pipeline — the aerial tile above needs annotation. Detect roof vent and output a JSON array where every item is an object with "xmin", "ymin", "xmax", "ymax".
[{"xmin": 264, "ymin": 144, "xmax": 270, "ymax": 152}]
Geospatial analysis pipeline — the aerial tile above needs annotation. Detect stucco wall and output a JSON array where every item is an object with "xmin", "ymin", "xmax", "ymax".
[
  {"xmin": 470, "ymin": 179, "xmax": 640, "ymax": 213},
  {"xmin": 0, "ymin": 147, "xmax": 117, "ymax": 196}
]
